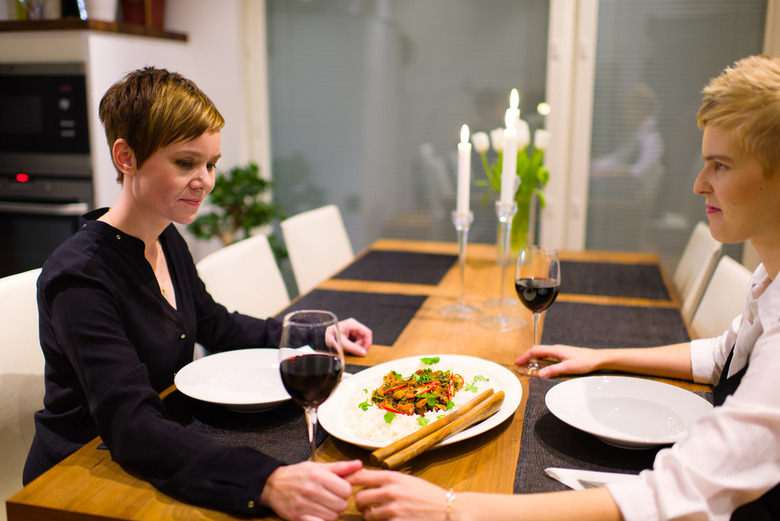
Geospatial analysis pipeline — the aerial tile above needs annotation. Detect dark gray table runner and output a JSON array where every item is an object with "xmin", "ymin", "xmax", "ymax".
[
  {"xmin": 542, "ymin": 301, "xmax": 690, "ymax": 348},
  {"xmin": 165, "ymin": 363, "xmax": 369, "ymax": 464},
  {"xmin": 559, "ymin": 261, "xmax": 670, "ymax": 300},
  {"xmin": 276, "ymin": 289, "xmax": 427, "ymax": 346},
  {"xmin": 333, "ymin": 250, "xmax": 458, "ymax": 285},
  {"xmin": 514, "ymin": 377, "xmax": 713, "ymax": 493}
]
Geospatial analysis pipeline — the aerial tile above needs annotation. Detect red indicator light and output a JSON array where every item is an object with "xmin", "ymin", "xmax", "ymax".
[{"xmin": 16, "ymin": 173, "xmax": 30, "ymax": 183}]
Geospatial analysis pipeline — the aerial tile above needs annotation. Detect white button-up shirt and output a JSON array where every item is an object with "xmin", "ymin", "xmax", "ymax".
[{"xmin": 609, "ymin": 264, "xmax": 780, "ymax": 520}]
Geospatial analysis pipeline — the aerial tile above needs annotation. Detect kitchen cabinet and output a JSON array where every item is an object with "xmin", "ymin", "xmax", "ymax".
[{"xmin": 0, "ymin": 21, "xmax": 189, "ymax": 207}]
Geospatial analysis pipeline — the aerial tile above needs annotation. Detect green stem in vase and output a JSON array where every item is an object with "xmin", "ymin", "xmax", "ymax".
[{"xmin": 511, "ymin": 196, "xmax": 532, "ymax": 252}]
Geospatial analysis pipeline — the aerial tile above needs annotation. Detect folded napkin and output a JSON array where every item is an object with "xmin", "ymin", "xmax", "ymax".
[{"xmin": 544, "ymin": 467, "xmax": 641, "ymax": 490}]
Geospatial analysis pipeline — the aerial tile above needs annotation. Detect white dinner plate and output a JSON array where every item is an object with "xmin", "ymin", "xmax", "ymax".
[
  {"xmin": 545, "ymin": 376, "xmax": 713, "ymax": 449},
  {"xmin": 174, "ymin": 348, "xmax": 290, "ymax": 413},
  {"xmin": 318, "ymin": 354, "xmax": 523, "ymax": 450}
]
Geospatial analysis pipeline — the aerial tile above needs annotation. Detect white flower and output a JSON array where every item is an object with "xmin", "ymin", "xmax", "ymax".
[
  {"xmin": 515, "ymin": 118, "xmax": 530, "ymax": 149},
  {"xmin": 490, "ymin": 128, "xmax": 504, "ymax": 152},
  {"xmin": 534, "ymin": 129, "xmax": 550, "ymax": 151},
  {"xmin": 472, "ymin": 131, "xmax": 490, "ymax": 153}
]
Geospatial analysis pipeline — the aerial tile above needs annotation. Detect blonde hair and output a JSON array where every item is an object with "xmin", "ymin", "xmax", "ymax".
[
  {"xmin": 697, "ymin": 55, "xmax": 780, "ymax": 176},
  {"xmin": 98, "ymin": 67, "xmax": 225, "ymax": 182}
]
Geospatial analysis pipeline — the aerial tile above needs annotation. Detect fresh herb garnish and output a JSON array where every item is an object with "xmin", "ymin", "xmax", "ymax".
[
  {"xmin": 474, "ymin": 374, "xmax": 489, "ymax": 382},
  {"xmin": 358, "ymin": 400, "xmax": 370, "ymax": 411},
  {"xmin": 420, "ymin": 356, "xmax": 440, "ymax": 365},
  {"xmin": 417, "ymin": 417, "xmax": 430, "ymax": 427},
  {"xmin": 420, "ymin": 392, "xmax": 438, "ymax": 407},
  {"xmin": 384, "ymin": 411, "xmax": 396, "ymax": 424},
  {"xmin": 446, "ymin": 400, "xmax": 455, "ymax": 410}
]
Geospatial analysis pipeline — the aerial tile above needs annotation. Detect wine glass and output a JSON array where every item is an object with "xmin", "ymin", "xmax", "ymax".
[
  {"xmin": 514, "ymin": 247, "xmax": 561, "ymax": 376},
  {"xmin": 278, "ymin": 309, "xmax": 344, "ymax": 461}
]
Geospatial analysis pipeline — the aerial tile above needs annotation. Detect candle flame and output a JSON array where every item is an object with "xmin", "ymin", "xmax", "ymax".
[
  {"xmin": 510, "ymin": 88, "xmax": 519, "ymax": 109},
  {"xmin": 460, "ymin": 124, "xmax": 469, "ymax": 144}
]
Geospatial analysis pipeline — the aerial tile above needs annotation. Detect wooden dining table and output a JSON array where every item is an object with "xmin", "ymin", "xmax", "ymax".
[{"xmin": 6, "ymin": 239, "xmax": 709, "ymax": 521}]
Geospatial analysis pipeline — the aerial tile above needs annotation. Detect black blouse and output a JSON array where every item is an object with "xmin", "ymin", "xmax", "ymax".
[{"xmin": 24, "ymin": 208, "xmax": 284, "ymax": 516}]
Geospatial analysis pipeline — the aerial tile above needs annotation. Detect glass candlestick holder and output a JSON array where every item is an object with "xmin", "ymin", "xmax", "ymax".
[
  {"xmin": 439, "ymin": 210, "xmax": 482, "ymax": 319},
  {"xmin": 478, "ymin": 201, "xmax": 527, "ymax": 331}
]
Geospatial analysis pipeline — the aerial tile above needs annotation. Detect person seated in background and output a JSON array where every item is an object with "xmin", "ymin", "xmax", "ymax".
[
  {"xmin": 591, "ymin": 82, "xmax": 664, "ymax": 182},
  {"xmin": 23, "ymin": 66, "xmax": 371, "ymax": 521},
  {"xmin": 349, "ymin": 54, "xmax": 780, "ymax": 521}
]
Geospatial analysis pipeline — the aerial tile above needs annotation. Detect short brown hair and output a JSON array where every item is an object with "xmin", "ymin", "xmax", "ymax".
[
  {"xmin": 98, "ymin": 67, "xmax": 225, "ymax": 182},
  {"xmin": 697, "ymin": 55, "xmax": 780, "ymax": 176}
]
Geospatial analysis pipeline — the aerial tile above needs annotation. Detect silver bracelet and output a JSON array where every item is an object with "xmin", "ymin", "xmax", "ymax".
[{"xmin": 445, "ymin": 489, "xmax": 456, "ymax": 521}]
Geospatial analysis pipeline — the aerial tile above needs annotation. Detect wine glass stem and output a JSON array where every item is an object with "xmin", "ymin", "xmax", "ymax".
[
  {"xmin": 531, "ymin": 312, "xmax": 542, "ymax": 364},
  {"xmin": 304, "ymin": 406, "xmax": 319, "ymax": 461}
]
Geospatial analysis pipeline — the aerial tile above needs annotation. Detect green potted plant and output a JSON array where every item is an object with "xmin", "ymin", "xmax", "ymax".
[{"xmin": 189, "ymin": 162, "xmax": 286, "ymax": 259}]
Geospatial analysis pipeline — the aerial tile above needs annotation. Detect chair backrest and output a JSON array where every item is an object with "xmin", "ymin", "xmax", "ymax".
[
  {"xmin": 690, "ymin": 256, "xmax": 753, "ymax": 339},
  {"xmin": 0, "ymin": 268, "xmax": 44, "ymax": 505},
  {"xmin": 197, "ymin": 234, "xmax": 290, "ymax": 319},
  {"xmin": 280, "ymin": 204, "xmax": 354, "ymax": 294},
  {"xmin": 673, "ymin": 221, "xmax": 722, "ymax": 322}
]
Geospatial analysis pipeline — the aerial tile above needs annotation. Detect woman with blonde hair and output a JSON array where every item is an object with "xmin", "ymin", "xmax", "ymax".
[{"xmin": 350, "ymin": 54, "xmax": 780, "ymax": 521}]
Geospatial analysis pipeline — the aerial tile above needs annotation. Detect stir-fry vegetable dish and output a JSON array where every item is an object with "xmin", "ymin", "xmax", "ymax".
[{"xmin": 370, "ymin": 368, "xmax": 465, "ymax": 416}]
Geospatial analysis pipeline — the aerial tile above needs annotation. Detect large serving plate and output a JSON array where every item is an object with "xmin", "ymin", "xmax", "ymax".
[
  {"xmin": 318, "ymin": 354, "xmax": 523, "ymax": 450},
  {"xmin": 174, "ymin": 348, "xmax": 290, "ymax": 412},
  {"xmin": 545, "ymin": 376, "xmax": 713, "ymax": 449}
]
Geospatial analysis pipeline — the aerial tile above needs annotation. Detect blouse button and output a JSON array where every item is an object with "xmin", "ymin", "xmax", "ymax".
[
  {"xmin": 115, "ymin": 235, "xmax": 121, "ymax": 240},
  {"xmin": 247, "ymin": 500, "xmax": 255, "ymax": 509},
  {"xmin": 180, "ymin": 333, "xmax": 186, "ymax": 339}
]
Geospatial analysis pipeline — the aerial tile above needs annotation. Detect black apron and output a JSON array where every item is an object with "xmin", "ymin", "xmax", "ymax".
[{"xmin": 714, "ymin": 348, "xmax": 780, "ymax": 520}]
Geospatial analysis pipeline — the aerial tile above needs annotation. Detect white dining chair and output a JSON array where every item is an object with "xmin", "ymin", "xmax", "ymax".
[
  {"xmin": 197, "ymin": 234, "xmax": 290, "ymax": 319},
  {"xmin": 280, "ymin": 204, "xmax": 354, "ymax": 295},
  {"xmin": 0, "ymin": 268, "xmax": 44, "ymax": 515},
  {"xmin": 196, "ymin": 234, "xmax": 291, "ymax": 360},
  {"xmin": 673, "ymin": 221, "xmax": 722, "ymax": 322},
  {"xmin": 690, "ymin": 256, "xmax": 752, "ymax": 339}
]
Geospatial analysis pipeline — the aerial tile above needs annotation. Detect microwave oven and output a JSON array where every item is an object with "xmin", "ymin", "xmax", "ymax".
[
  {"xmin": 0, "ymin": 62, "xmax": 90, "ymax": 156},
  {"xmin": 0, "ymin": 62, "xmax": 93, "ymax": 277}
]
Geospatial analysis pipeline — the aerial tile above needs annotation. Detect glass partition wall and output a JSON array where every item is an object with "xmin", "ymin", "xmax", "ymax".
[
  {"xmin": 586, "ymin": 0, "xmax": 767, "ymax": 269},
  {"xmin": 265, "ymin": 0, "xmax": 768, "ymax": 287},
  {"xmin": 266, "ymin": 0, "xmax": 550, "ymax": 255}
]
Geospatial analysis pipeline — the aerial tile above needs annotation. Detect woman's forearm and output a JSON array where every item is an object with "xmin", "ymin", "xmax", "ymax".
[
  {"xmin": 452, "ymin": 488, "xmax": 623, "ymax": 521},
  {"xmin": 597, "ymin": 342, "xmax": 693, "ymax": 381}
]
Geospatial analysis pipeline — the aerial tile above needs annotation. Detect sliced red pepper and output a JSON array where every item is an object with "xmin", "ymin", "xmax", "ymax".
[
  {"xmin": 383, "ymin": 382, "xmax": 407, "ymax": 393},
  {"xmin": 447, "ymin": 374, "xmax": 464, "ymax": 399},
  {"xmin": 405, "ymin": 381, "xmax": 439, "ymax": 398},
  {"xmin": 377, "ymin": 403, "xmax": 412, "ymax": 415}
]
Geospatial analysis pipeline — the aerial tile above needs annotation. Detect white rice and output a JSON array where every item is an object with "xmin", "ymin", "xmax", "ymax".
[{"xmin": 343, "ymin": 358, "xmax": 492, "ymax": 446}]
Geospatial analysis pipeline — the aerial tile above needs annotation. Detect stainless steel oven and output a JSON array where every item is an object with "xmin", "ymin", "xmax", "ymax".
[{"xmin": 0, "ymin": 62, "xmax": 93, "ymax": 277}]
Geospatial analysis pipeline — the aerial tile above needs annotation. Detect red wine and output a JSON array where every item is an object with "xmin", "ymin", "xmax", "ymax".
[
  {"xmin": 280, "ymin": 354, "xmax": 343, "ymax": 407},
  {"xmin": 515, "ymin": 277, "xmax": 560, "ymax": 313}
]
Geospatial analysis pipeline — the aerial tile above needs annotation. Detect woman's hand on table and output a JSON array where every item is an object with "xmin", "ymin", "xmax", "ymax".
[
  {"xmin": 515, "ymin": 345, "xmax": 603, "ymax": 378},
  {"xmin": 350, "ymin": 469, "xmax": 451, "ymax": 521},
  {"xmin": 261, "ymin": 460, "xmax": 363, "ymax": 521},
  {"xmin": 328, "ymin": 318, "xmax": 373, "ymax": 356}
]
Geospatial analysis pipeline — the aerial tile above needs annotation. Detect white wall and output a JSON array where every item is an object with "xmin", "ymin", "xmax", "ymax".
[{"xmin": 0, "ymin": 0, "xmax": 256, "ymax": 260}]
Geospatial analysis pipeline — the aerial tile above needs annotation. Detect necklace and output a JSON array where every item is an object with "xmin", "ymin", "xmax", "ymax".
[
  {"xmin": 106, "ymin": 208, "xmax": 169, "ymax": 298},
  {"xmin": 155, "ymin": 240, "xmax": 168, "ymax": 297}
]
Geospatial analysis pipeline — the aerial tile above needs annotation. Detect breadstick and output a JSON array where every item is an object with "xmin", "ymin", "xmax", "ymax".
[
  {"xmin": 379, "ymin": 390, "xmax": 505, "ymax": 469},
  {"xmin": 369, "ymin": 388, "xmax": 494, "ymax": 465}
]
